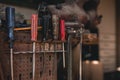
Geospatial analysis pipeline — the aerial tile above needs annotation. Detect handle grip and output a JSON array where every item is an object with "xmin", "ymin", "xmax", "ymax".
[
  {"xmin": 52, "ymin": 15, "xmax": 59, "ymax": 40},
  {"xmin": 6, "ymin": 7, "xmax": 15, "ymax": 48},
  {"xmin": 6, "ymin": 7, "xmax": 15, "ymax": 28},
  {"xmin": 42, "ymin": 15, "xmax": 51, "ymax": 41},
  {"xmin": 60, "ymin": 19, "xmax": 65, "ymax": 41},
  {"xmin": 31, "ymin": 14, "xmax": 38, "ymax": 41}
]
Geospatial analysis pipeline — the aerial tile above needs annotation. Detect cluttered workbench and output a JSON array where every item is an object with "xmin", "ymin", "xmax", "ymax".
[{"xmin": 0, "ymin": 1, "xmax": 100, "ymax": 80}]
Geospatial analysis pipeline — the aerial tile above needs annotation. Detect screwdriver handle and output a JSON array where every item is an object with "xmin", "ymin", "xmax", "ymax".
[
  {"xmin": 31, "ymin": 14, "xmax": 38, "ymax": 41},
  {"xmin": 42, "ymin": 15, "xmax": 48, "ymax": 41},
  {"xmin": 6, "ymin": 7, "xmax": 15, "ymax": 48},
  {"xmin": 52, "ymin": 15, "xmax": 59, "ymax": 40},
  {"xmin": 6, "ymin": 7, "xmax": 15, "ymax": 28},
  {"xmin": 60, "ymin": 19, "xmax": 65, "ymax": 41}
]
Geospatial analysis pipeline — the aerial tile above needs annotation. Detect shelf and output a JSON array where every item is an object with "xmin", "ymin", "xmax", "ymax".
[
  {"xmin": 14, "ymin": 50, "xmax": 66, "ymax": 54},
  {"xmin": 14, "ymin": 40, "xmax": 66, "ymax": 44},
  {"xmin": 36, "ymin": 40, "xmax": 66, "ymax": 43},
  {"xmin": 14, "ymin": 51, "xmax": 33, "ymax": 54}
]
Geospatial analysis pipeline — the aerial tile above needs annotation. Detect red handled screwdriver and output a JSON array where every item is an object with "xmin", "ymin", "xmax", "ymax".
[
  {"xmin": 60, "ymin": 19, "xmax": 66, "ymax": 68},
  {"xmin": 31, "ymin": 14, "xmax": 38, "ymax": 80}
]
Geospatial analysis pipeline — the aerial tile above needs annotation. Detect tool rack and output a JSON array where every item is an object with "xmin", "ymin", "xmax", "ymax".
[{"xmin": 0, "ymin": 27, "xmax": 66, "ymax": 80}]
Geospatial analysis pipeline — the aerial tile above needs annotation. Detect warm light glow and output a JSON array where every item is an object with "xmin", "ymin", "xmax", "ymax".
[
  {"xmin": 85, "ymin": 60, "xmax": 90, "ymax": 64},
  {"xmin": 117, "ymin": 67, "xmax": 120, "ymax": 71},
  {"xmin": 92, "ymin": 60, "xmax": 99, "ymax": 64}
]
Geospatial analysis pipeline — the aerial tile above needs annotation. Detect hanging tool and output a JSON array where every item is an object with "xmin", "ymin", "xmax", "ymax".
[
  {"xmin": 79, "ymin": 24, "xmax": 84, "ymax": 80},
  {"xmin": 60, "ymin": 19, "xmax": 66, "ymax": 68},
  {"xmin": 31, "ymin": 14, "xmax": 38, "ymax": 80},
  {"xmin": 67, "ymin": 33, "xmax": 72, "ymax": 80},
  {"xmin": 6, "ymin": 7, "xmax": 15, "ymax": 80},
  {"xmin": 52, "ymin": 14, "xmax": 59, "ymax": 40},
  {"xmin": 39, "ymin": 3, "xmax": 53, "ymax": 41},
  {"xmin": 42, "ymin": 13, "xmax": 51, "ymax": 41},
  {"xmin": 42, "ymin": 14, "xmax": 51, "ymax": 80},
  {"xmin": 66, "ymin": 27, "xmax": 77, "ymax": 80}
]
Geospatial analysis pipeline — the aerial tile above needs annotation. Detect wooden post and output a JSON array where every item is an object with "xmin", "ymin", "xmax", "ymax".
[{"xmin": 0, "ymin": 62, "xmax": 4, "ymax": 80}]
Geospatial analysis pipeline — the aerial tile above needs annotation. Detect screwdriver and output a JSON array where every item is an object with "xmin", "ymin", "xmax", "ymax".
[
  {"xmin": 6, "ymin": 7, "xmax": 15, "ymax": 80},
  {"xmin": 31, "ymin": 14, "xmax": 38, "ymax": 80},
  {"xmin": 52, "ymin": 14, "xmax": 59, "ymax": 40},
  {"xmin": 60, "ymin": 19, "xmax": 66, "ymax": 68}
]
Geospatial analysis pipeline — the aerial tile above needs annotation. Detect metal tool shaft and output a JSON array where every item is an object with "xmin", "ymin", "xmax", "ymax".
[
  {"xmin": 79, "ymin": 37, "xmax": 82, "ymax": 80},
  {"xmin": 33, "ymin": 42, "xmax": 36, "ymax": 80},
  {"xmin": 67, "ymin": 35, "xmax": 72, "ymax": 80},
  {"xmin": 62, "ymin": 43, "xmax": 65, "ymax": 68},
  {"xmin": 79, "ymin": 26, "xmax": 83, "ymax": 80},
  {"xmin": 10, "ymin": 48, "xmax": 14, "ymax": 80}
]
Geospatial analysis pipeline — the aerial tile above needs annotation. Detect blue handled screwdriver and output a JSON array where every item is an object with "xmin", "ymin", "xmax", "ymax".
[{"xmin": 6, "ymin": 7, "xmax": 15, "ymax": 80}]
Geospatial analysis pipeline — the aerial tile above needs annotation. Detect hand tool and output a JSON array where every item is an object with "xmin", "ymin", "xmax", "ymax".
[
  {"xmin": 6, "ymin": 7, "xmax": 15, "ymax": 80},
  {"xmin": 42, "ymin": 14, "xmax": 51, "ymax": 41},
  {"xmin": 52, "ymin": 14, "xmax": 59, "ymax": 40},
  {"xmin": 60, "ymin": 19, "xmax": 66, "ymax": 68},
  {"xmin": 31, "ymin": 14, "xmax": 38, "ymax": 80},
  {"xmin": 79, "ymin": 24, "xmax": 84, "ymax": 80},
  {"xmin": 67, "ymin": 33, "xmax": 72, "ymax": 80}
]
